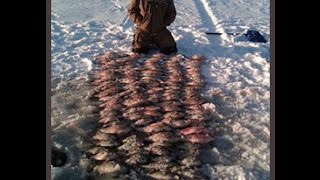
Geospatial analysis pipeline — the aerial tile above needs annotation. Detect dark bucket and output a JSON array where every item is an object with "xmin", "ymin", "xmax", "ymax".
[{"xmin": 245, "ymin": 30, "xmax": 267, "ymax": 43}]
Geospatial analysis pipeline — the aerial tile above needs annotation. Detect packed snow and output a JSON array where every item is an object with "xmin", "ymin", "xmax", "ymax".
[{"xmin": 51, "ymin": 0, "xmax": 270, "ymax": 179}]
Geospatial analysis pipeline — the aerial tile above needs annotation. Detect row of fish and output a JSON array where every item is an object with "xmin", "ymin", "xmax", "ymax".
[{"xmin": 87, "ymin": 52, "xmax": 213, "ymax": 179}]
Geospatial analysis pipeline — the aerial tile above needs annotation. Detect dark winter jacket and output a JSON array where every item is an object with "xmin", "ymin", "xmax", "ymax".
[{"xmin": 128, "ymin": 0, "xmax": 176, "ymax": 33}]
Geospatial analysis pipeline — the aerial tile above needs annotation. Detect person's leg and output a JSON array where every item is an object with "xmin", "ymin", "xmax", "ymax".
[
  {"xmin": 132, "ymin": 29, "xmax": 152, "ymax": 54},
  {"xmin": 153, "ymin": 29, "xmax": 177, "ymax": 55}
]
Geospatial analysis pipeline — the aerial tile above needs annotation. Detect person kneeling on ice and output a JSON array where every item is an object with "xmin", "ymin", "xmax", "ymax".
[{"xmin": 128, "ymin": 0, "xmax": 178, "ymax": 55}]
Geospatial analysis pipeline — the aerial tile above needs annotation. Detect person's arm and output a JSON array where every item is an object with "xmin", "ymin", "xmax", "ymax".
[
  {"xmin": 128, "ymin": 0, "xmax": 143, "ymax": 25},
  {"xmin": 164, "ymin": 0, "xmax": 176, "ymax": 26}
]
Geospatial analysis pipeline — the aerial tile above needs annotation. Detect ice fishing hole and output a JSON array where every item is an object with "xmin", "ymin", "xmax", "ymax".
[{"xmin": 52, "ymin": 148, "xmax": 67, "ymax": 167}]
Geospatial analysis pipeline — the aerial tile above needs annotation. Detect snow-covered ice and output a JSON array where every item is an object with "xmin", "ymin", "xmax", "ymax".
[{"xmin": 51, "ymin": 0, "xmax": 270, "ymax": 179}]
